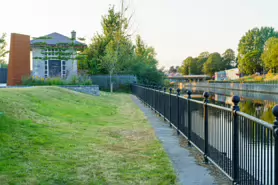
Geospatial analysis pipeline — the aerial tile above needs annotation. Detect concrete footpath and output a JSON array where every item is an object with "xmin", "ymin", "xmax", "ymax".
[{"xmin": 132, "ymin": 96, "xmax": 218, "ymax": 185}]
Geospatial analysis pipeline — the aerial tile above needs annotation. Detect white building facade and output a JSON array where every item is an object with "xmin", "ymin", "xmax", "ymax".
[{"xmin": 31, "ymin": 32, "xmax": 85, "ymax": 79}]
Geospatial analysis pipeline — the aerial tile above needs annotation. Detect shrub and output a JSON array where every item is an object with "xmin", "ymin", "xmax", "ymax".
[{"xmin": 22, "ymin": 75, "xmax": 93, "ymax": 86}]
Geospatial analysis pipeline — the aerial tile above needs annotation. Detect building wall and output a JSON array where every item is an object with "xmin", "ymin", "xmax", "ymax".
[
  {"xmin": 225, "ymin": 68, "xmax": 239, "ymax": 80},
  {"xmin": 32, "ymin": 47, "xmax": 77, "ymax": 79},
  {"xmin": 8, "ymin": 33, "xmax": 31, "ymax": 86},
  {"xmin": 215, "ymin": 68, "xmax": 239, "ymax": 81}
]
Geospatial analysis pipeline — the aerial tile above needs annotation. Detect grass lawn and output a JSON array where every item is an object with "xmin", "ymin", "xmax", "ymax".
[{"xmin": 0, "ymin": 87, "xmax": 176, "ymax": 185}]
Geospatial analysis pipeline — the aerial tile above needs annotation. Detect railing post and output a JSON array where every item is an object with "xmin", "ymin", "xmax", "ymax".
[
  {"xmin": 163, "ymin": 87, "xmax": 166, "ymax": 121},
  {"xmin": 177, "ymin": 88, "xmax": 181, "ymax": 135},
  {"xmin": 158, "ymin": 86, "xmax": 162, "ymax": 117},
  {"xmin": 232, "ymin": 95, "xmax": 240, "ymax": 185},
  {"xmin": 203, "ymin": 92, "xmax": 209, "ymax": 163},
  {"xmin": 272, "ymin": 105, "xmax": 278, "ymax": 185},
  {"xmin": 169, "ymin": 88, "xmax": 173, "ymax": 127},
  {"xmin": 187, "ymin": 90, "xmax": 192, "ymax": 146}
]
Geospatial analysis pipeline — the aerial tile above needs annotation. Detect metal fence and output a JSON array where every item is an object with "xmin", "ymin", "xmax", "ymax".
[
  {"xmin": 91, "ymin": 75, "xmax": 137, "ymax": 91},
  {"xmin": 131, "ymin": 84, "xmax": 278, "ymax": 185},
  {"xmin": 0, "ymin": 68, "xmax": 7, "ymax": 83}
]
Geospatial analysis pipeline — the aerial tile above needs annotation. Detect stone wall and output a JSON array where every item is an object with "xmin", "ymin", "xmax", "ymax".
[{"xmin": 61, "ymin": 85, "xmax": 100, "ymax": 96}]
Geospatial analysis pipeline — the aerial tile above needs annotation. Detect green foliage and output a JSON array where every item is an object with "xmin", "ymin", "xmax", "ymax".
[
  {"xmin": 168, "ymin": 66, "xmax": 179, "ymax": 73},
  {"xmin": 180, "ymin": 52, "xmax": 211, "ymax": 76},
  {"xmin": 222, "ymin": 48, "xmax": 236, "ymax": 69},
  {"xmin": 203, "ymin": 52, "xmax": 224, "ymax": 77},
  {"xmin": 262, "ymin": 37, "xmax": 278, "ymax": 72},
  {"xmin": 238, "ymin": 27, "xmax": 278, "ymax": 74},
  {"xmin": 180, "ymin": 57, "xmax": 197, "ymax": 75},
  {"xmin": 0, "ymin": 63, "xmax": 8, "ymax": 68},
  {"xmin": 0, "ymin": 33, "xmax": 8, "ymax": 64},
  {"xmin": 79, "ymin": 6, "xmax": 163, "ymax": 85},
  {"xmin": 22, "ymin": 75, "xmax": 92, "ymax": 86}
]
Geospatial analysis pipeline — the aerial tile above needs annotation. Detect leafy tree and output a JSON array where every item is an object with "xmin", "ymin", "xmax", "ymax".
[
  {"xmin": 168, "ymin": 66, "xmax": 179, "ymax": 73},
  {"xmin": 0, "ymin": 33, "xmax": 8, "ymax": 65},
  {"xmin": 100, "ymin": 41, "xmax": 118, "ymax": 92},
  {"xmin": 222, "ymin": 49, "xmax": 235, "ymax": 69},
  {"xmin": 197, "ymin": 52, "xmax": 209, "ymax": 74},
  {"xmin": 80, "ymin": 4, "xmax": 164, "ymax": 86},
  {"xmin": 262, "ymin": 37, "xmax": 278, "ymax": 72},
  {"xmin": 203, "ymin": 52, "xmax": 223, "ymax": 76},
  {"xmin": 180, "ymin": 57, "xmax": 199, "ymax": 75},
  {"xmin": 238, "ymin": 27, "xmax": 278, "ymax": 74},
  {"xmin": 198, "ymin": 51, "xmax": 210, "ymax": 59}
]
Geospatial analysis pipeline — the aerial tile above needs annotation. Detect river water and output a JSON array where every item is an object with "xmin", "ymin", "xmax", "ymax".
[{"xmin": 186, "ymin": 86, "xmax": 277, "ymax": 124}]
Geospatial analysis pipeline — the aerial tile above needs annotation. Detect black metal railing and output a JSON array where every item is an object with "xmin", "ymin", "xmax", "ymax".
[{"xmin": 131, "ymin": 84, "xmax": 278, "ymax": 185}]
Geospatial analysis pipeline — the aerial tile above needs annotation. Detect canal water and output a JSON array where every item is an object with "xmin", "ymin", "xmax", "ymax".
[
  {"xmin": 186, "ymin": 86, "xmax": 277, "ymax": 124},
  {"xmin": 180, "ymin": 86, "xmax": 275, "ymax": 184}
]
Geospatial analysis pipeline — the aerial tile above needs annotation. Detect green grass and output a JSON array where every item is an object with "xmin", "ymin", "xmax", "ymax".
[{"xmin": 0, "ymin": 87, "xmax": 176, "ymax": 185}]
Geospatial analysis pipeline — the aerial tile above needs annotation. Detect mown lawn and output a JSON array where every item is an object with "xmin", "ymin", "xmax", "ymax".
[{"xmin": 0, "ymin": 87, "xmax": 176, "ymax": 185}]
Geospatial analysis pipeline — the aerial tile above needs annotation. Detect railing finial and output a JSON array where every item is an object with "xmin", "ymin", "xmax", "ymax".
[
  {"xmin": 232, "ymin": 96, "xmax": 240, "ymax": 112},
  {"xmin": 169, "ymin": 88, "xmax": 172, "ymax": 94},
  {"xmin": 163, "ymin": 87, "xmax": 166, "ymax": 92},
  {"xmin": 203, "ymin": 92, "xmax": 209, "ymax": 103},
  {"xmin": 177, "ymin": 88, "xmax": 180, "ymax": 96},
  {"xmin": 187, "ymin": 90, "xmax": 192, "ymax": 98},
  {"xmin": 272, "ymin": 105, "xmax": 278, "ymax": 121},
  {"xmin": 272, "ymin": 105, "xmax": 278, "ymax": 136}
]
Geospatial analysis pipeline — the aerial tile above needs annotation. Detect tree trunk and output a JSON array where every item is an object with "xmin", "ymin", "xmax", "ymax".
[{"xmin": 110, "ymin": 73, "xmax": 113, "ymax": 93}]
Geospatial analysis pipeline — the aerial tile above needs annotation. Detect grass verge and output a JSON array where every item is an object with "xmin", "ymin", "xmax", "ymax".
[{"xmin": 0, "ymin": 87, "xmax": 176, "ymax": 185}]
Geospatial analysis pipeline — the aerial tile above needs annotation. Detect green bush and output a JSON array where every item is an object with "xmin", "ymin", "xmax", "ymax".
[{"xmin": 22, "ymin": 75, "xmax": 93, "ymax": 86}]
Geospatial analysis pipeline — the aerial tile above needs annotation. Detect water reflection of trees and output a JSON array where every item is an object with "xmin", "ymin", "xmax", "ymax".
[{"xmin": 192, "ymin": 90, "xmax": 275, "ymax": 124}]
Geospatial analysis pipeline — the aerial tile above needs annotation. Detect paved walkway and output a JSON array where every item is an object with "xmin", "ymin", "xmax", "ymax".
[{"xmin": 132, "ymin": 96, "xmax": 217, "ymax": 185}]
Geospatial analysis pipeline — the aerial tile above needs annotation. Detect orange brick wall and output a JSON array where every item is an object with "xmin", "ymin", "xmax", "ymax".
[{"xmin": 7, "ymin": 33, "xmax": 31, "ymax": 86}]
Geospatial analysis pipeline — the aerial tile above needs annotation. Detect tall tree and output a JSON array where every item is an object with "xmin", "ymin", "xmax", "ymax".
[
  {"xmin": 262, "ymin": 37, "xmax": 278, "ymax": 72},
  {"xmin": 238, "ymin": 27, "xmax": 278, "ymax": 74},
  {"xmin": 222, "ymin": 49, "xmax": 235, "ymax": 69},
  {"xmin": 0, "ymin": 33, "xmax": 8, "ymax": 65},
  {"xmin": 80, "ymin": 3, "xmax": 164, "ymax": 86},
  {"xmin": 197, "ymin": 52, "xmax": 209, "ymax": 74},
  {"xmin": 180, "ymin": 57, "xmax": 198, "ymax": 75},
  {"xmin": 203, "ymin": 52, "xmax": 223, "ymax": 77},
  {"xmin": 168, "ymin": 66, "xmax": 176, "ymax": 73},
  {"xmin": 101, "ymin": 41, "xmax": 118, "ymax": 92}
]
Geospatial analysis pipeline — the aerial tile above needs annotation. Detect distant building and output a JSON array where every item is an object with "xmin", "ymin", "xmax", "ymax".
[
  {"xmin": 167, "ymin": 75, "xmax": 210, "ymax": 83},
  {"xmin": 215, "ymin": 68, "xmax": 239, "ymax": 81},
  {"xmin": 30, "ymin": 31, "xmax": 86, "ymax": 79}
]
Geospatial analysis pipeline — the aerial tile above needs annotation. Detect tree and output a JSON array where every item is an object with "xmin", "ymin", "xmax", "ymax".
[
  {"xmin": 222, "ymin": 49, "xmax": 235, "ymax": 69},
  {"xmin": 194, "ymin": 52, "xmax": 209, "ymax": 74},
  {"xmin": 179, "ymin": 57, "xmax": 199, "ymax": 75},
  {"xmin": 262, "ymin": 37, "xmax": 278, "ymax": 72},
  {"xmin": 81, "ymin": 3, "xmax": 164, "ymax": 86},
  {"xmin": 198, "ymin": 51, "xmax": 210, "ymax": 59},
  {"xmin": 101, "ymin": 41, "xmax": 118, "ymax": 92},
  {"xmin": 203, "ymin": 52, "xmax": 223, "ymax": 77},
  {"xmin": 168, "ymin": 66, "xmax": 179, "ymax": 73},
  {"xmin": 238, "ymin": 27, "xmax": 278, "ymax": 74},
  {"xmin": 0, "ymin": 33, "xmax": 8, "ymax": 65}
]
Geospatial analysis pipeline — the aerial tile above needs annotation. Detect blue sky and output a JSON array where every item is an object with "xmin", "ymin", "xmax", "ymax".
[{"xmin": 2, "ymin": 0, "xmax": 278, "ymax": 68}]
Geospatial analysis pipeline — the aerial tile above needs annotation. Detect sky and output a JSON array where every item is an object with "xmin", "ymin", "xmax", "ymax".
[{"xmin": 2, "ymin": 0, "xmax": 278, "ymax": 68}]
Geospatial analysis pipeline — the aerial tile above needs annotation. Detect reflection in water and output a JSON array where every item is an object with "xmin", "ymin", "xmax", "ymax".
[{"xmin": 190, "ymin": 89, "xmax": 275, "ymax": 124}]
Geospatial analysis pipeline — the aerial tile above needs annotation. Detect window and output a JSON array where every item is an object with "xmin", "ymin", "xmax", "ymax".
[
  {"xmin": 61, "ymin": 61, "xmax": 66, "ymax": 78},
  {"xmin": 45, "ymin": 61, "xmax": 48, "ymax": 78}
]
